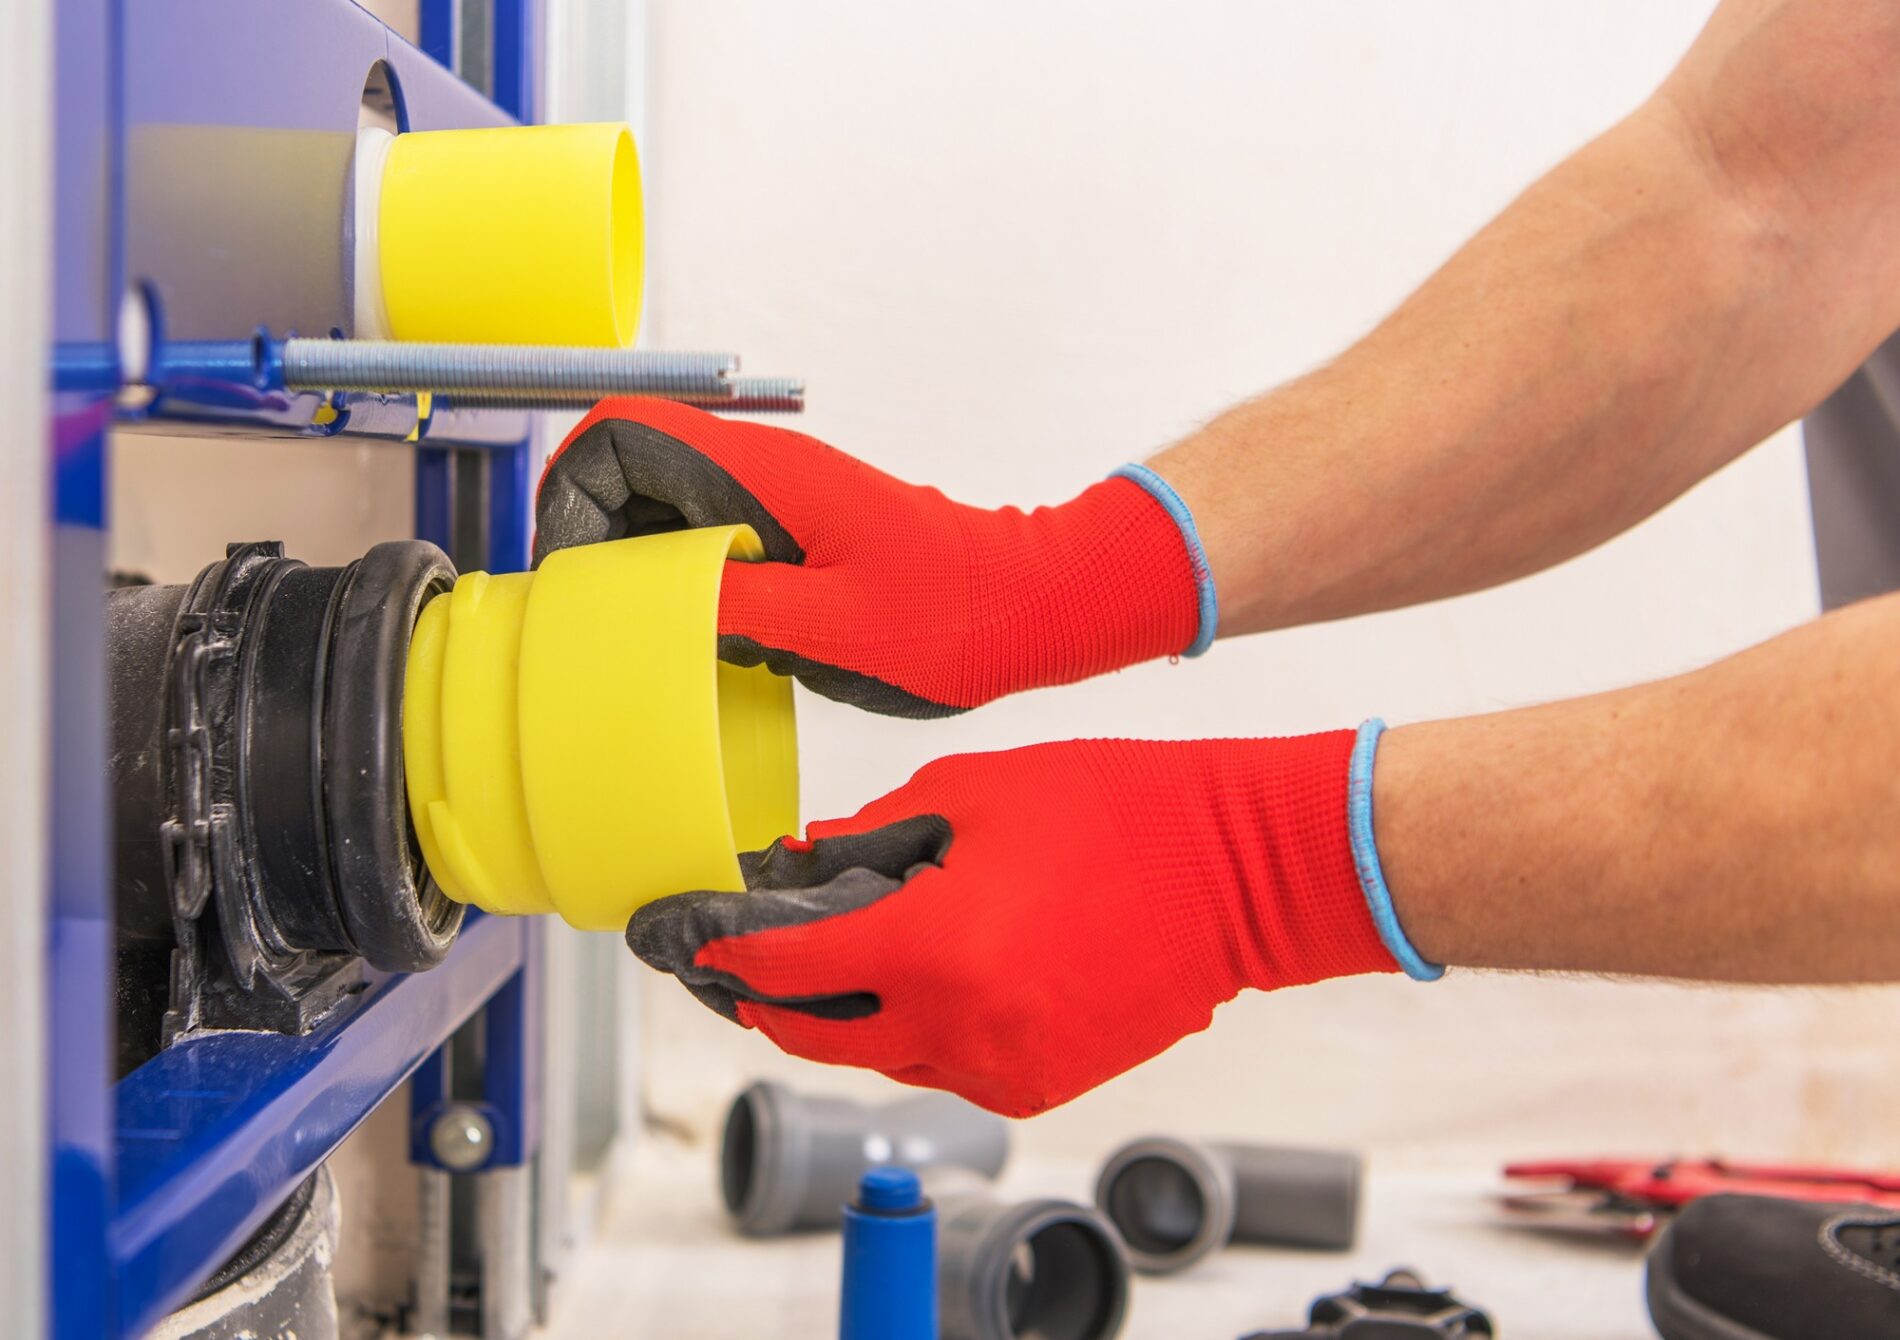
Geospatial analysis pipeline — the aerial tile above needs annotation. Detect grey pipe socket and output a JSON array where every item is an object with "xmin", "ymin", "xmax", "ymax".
[
  {"xmin": 1093, "ymin": 1137, "xmax": 1361, "ymax": 1275},
  {"xmin": 936, "ymin": 1193, "xmax": 1130, "ymax": 1340},
  {"xmin": 719, "ymin": 1080, "xmax": 1008, "ymax": 1236}
]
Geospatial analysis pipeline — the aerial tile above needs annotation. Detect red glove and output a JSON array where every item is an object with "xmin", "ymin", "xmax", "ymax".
[
  {"xmin": 533, "ymin": 399, "xmax": 1212, "ymax": 717},
  {"xmin": 627, "ymin": 730, "xmax": 1420, "ymax": 1117}
]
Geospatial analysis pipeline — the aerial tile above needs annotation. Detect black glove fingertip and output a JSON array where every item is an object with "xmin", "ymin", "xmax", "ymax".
[
  {"xmin": 624, "ymin": 890, "xmax": 703, "ymax": 974},
  {"xmin": 747, "ymin": 814, "xmax": 953, "ymax": 889}
]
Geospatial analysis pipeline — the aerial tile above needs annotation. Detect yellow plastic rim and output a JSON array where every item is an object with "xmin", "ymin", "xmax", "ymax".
[
  {"xmin": 402, "ymin": 526, "xmax": 798, "ymax": 930},
  {"xmin": 607, "ymin": 128, "xmax": 645, "ymax": 348},
  {"xmin": 378, "ymin": 121, "xmax": 645, "ymax": 347}
]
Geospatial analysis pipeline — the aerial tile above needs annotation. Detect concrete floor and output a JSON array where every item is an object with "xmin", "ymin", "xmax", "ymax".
[{"xmin": 546, "ymin": 1138, "xmax": 1657, "ymax": 1339}]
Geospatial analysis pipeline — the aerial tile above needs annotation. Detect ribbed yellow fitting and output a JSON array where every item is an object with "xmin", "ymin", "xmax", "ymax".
[
  {"xmin": 377, "ymin": 121, "xmax": 644, "ymax": 347},
  {"xmin": 401, "ymin": 527, "xmax": 798, "ymax": 931}
]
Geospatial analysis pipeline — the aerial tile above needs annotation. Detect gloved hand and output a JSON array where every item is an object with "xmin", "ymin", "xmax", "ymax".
[
  {"xmin": 534, "ymin": 398, "xmax": 1215, "ymax": 717},
  {"xmin": 628, "ymin": 725, "xmax": 1441, "ymax": 1117}
]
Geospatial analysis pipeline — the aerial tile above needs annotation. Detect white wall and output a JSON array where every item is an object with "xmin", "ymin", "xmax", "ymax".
[
  {"xmin": 635, "ymin": 1, "xmax": 1897, "ymax": 1169},
  {"xmin": 0, "ymin": 0, "xmax": 50, "ymax": 1329}
]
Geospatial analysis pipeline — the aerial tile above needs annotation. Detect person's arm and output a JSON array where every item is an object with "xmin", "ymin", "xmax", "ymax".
[
  {"xmin": 536, "ymin": 3, "xmax": 1900, "ymax": 717},
  {"xmin": 1381, "ymin": 587, "xmax": 1900, "ymax": 984},
  {"xmin": 1155, "ymin": 0, "xmax": 1900, "ymax": 635}
]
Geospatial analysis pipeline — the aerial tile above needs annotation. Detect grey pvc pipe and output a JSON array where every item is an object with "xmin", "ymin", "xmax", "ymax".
[
  {"xmin": 1093, "ymin": 1136, "xmax": 1361, "ymax": 1274},
  {"xmin": 935, "ymin": 1193, "xmax": 1130, "ymax": 1340},
  {"xmin": 719, "ymin": 1080, "xmax": 1009, "ymax": 1236}
]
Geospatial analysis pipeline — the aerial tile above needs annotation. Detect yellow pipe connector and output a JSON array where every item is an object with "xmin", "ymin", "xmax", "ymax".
[
  {"xmin": 357, "ymin": 121, "xmax": 645, "ymax": 347},
  {"xmin": 402, "ymin": 527, "xmax": 799, "ymax": 931}
]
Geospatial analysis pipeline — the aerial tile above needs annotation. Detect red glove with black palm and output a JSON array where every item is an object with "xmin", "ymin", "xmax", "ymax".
[
  {"xmin": 544, "ymin": 401, "xmax": 1441, "ymax": 1113},
  {"xmin": 628, "ymin": 728, "xmax": 1437, "ymax": 1118},
  {"xmin": 533, "ymin": 398, "xmax": 1214, "ymax": 717}
]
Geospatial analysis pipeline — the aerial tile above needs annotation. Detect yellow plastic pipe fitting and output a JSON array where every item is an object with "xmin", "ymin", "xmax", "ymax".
[
  {"xmin": 354, "ymin": 121, "xmax": 645, "ymax": 347},
  {"xmin": 402, "ymin": 526, "xmax": 798, "ymax": 931}
]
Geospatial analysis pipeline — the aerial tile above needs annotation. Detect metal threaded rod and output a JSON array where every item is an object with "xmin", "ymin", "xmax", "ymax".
[
  {"xmin": 721, "ymin": 377, "xmax": 806, "ymax": 414},
  {"xmin": 281, "ymin": 339, "xmax": 741, "ymax": 400},
  {"xmin": 438, "ymin": 376, "xmax": 807, "ymax": 415},
  {"xmin": 698, "ymin": 376, "xmax": 804, "ymax": 414}
]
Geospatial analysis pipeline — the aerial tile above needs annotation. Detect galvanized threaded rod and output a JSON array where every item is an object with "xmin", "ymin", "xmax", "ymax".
[
  {"xmin": 438, "ymin": 376, "xmax": 807, "ymax": 415},
  {"xmin": 711, "ymin": 376, "xmax": 805, "ymax": 414},
  {"xmin": 281, "ymin": 338, "xmax": 740, "ymax": 401}
]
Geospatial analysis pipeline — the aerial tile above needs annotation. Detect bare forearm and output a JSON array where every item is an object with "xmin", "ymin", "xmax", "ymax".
[
  {"xmin": 1153, "ymin": 0, "xmax": 1900, "ymax": 637},
  {"xmin": 1377, "ymin": 592, "xmax": 1900, "ymax": 984},
  {"xmin": 1153, "ymin": 110, "xmax": 1782, "ymax": 635}
]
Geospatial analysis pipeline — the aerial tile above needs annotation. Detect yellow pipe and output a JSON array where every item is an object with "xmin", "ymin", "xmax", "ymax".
[
  {"xmin": 371, "ymin": 121, "xmax": 645, "ymax": 347},
  {"xmin": 402, "ymin": 527, "xmax": 798, "ymax": 931}
]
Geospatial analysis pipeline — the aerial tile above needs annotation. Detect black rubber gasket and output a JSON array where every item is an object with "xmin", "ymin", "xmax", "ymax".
[
  {"xmin": 189, "ymin": 1173, "xmax": 320, "ymax": 1305},
  {"xmin": 241, "ymin": 562, "xmax": 355, "ymax": 954},
  {"xmin": 324, "ymin": 539, "xmax": 462, "ymax": 972}
]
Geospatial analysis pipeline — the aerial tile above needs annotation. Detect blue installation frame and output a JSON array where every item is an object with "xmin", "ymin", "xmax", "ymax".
[{"xmin": 49, "ymin": 4, "xmax": 545, "ymax": 1335}]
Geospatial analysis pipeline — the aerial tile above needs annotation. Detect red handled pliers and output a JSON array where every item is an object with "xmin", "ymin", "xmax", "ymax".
[{"xmin": 1498, "ymin": 1158, "xmax": 1900, "ymax": 1241}]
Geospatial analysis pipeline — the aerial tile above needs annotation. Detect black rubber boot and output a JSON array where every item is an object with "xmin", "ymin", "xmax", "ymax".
[{"xmin": 1645, "ymin": 1193, "xmax": 1900, "ymax": 1339}]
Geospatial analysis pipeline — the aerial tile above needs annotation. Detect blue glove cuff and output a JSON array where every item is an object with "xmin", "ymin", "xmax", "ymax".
[
  {"xmin": 1111, "ymin": 463, "xmax": 1217, "ymax": 657},
  {"xmin": 1348, "ymin": 718, "xmax": 1444, "ymax": 981}
]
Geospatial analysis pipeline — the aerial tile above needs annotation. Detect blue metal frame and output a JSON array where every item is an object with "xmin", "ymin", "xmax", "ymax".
[
  {"xmin": 491, "ymin": 0, "xmax": 540, "ymax": 124},
  {"xmin": 50, "ymin": 3, "xmax": 546, "ymax": 1334},
  {"xmin": 113, "ymin": 916, "xmax": 530, "ymax": 1336},
  {"xmin": 51, "ymin": 335, "xmax": 533, "ymax": 448},
  {"xmin": 419, "ymin": 0, "xmax": 460, "ymax": 74}
]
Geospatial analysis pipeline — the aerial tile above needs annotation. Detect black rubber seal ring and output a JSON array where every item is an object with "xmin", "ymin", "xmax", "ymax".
[
  {"xmin": 323, "ymin": 539, "xmax": 462, "ymax": 972},
  {"xmin": 190, "ymin": 1172, "xmax": 321, "ymax": 1304}
]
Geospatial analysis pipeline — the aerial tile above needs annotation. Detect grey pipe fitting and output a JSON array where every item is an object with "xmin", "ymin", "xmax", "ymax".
[
  {"xmin": 936, "ymin": 1193, "xmax": 1130, "ymax": 1340},
  {"xmin": 1093, "ymin": 1137, "xmax": 1361, "ymax": 1275},
  {"xmin": 719, "ymin": 1080, "xmax": 1008, "ymax": 1236}
]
